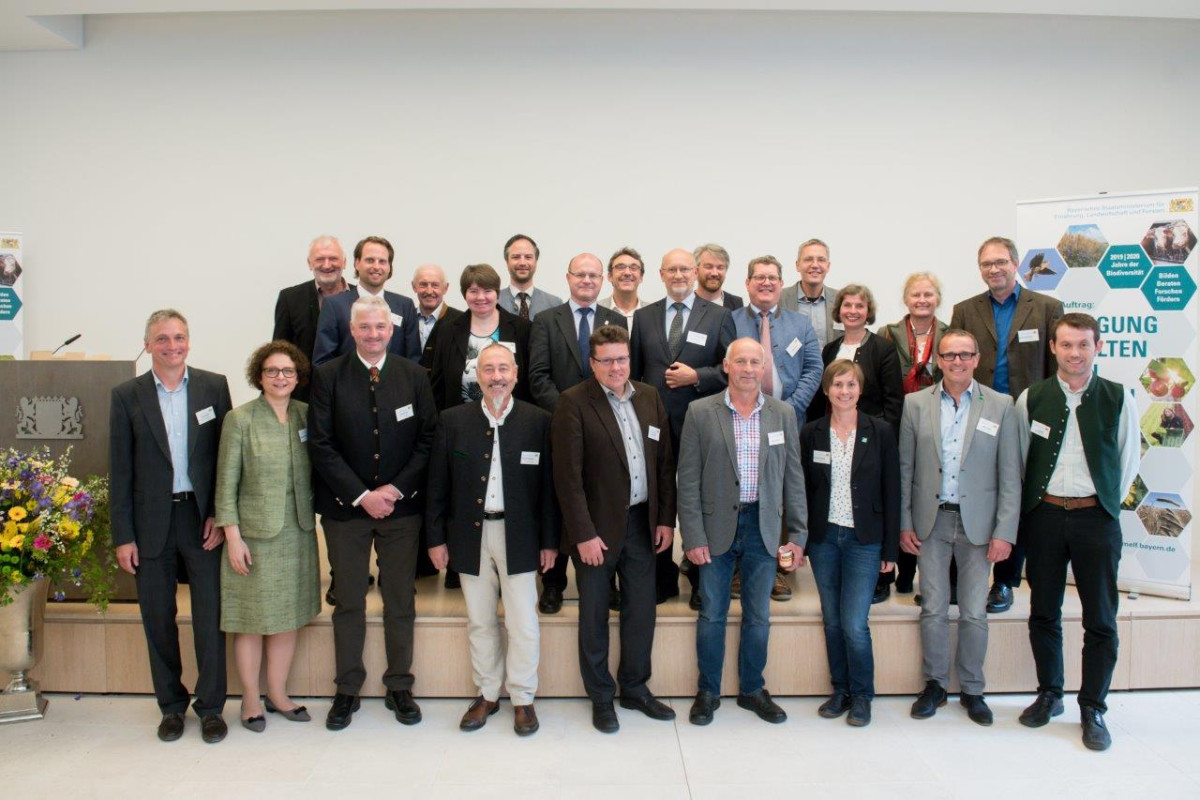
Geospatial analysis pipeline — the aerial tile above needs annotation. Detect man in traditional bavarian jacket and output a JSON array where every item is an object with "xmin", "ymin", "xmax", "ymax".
[{"xmin": 1014, "ymin": 313, "xmax": 1139, "ymax": 751}]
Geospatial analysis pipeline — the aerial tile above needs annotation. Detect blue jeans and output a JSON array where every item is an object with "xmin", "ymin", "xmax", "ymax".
[
  {"xmin": 696, "ymin": 503, "xmax": 776, "ymax": 695},
  {"xmin": 807, "ymin": 524, "xmax": 881, "ymax": 698}
]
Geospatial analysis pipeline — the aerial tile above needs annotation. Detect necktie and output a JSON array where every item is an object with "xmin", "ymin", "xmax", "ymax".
[
  {"xmin": 518, "ymin": 292, "xmax": 530, "ymax": 321},
  {"xmin": 368, "ymin": 366, "xmax": 380, "ymax": 385},
  {"xmin": 578, "ymin": 307, "xmax": 593, "ymax": 377},
  {"xmin": 667, "ymin": 301, "xmax": 685, "ymax": 359},
  {"xmin": 760, "ymin": 310, "xmax": 775, "ymax": 396}
]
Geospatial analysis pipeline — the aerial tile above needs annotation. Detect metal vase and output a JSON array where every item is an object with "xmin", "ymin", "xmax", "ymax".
[{"xmin": 0, "ymin": 577, "xmax": 49, "ymax": 723}]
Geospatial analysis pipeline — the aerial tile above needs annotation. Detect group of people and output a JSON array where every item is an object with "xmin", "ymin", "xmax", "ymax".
[{"xmin": 107, "ymin": 231, "xmax": 1137, "ymax": 753}]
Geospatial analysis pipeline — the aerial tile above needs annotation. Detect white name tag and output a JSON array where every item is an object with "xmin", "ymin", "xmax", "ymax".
[
  {"xmin": 396, "ymin": 404, "xmax": 414, "ymax": 421},
  {"xmin": 1017, "ymin": 328, "xmax": 1039, "ymax": 343},
  {"xmin": 976, "ymin": 418, "xmax": 999, "ymax": 437},
  {"xmin": 390, "ymin": 313, "xmax": 404, "ymax": 327},
  {"xmin": 521, "ymin": 451, "xmax": 540, "ymax": 465},
  {"xmin": 686, "ymin": 330, "xmax": 708, "ymax": 347},
  {"xmin": 768, "ymin": 430, "xmax": 785, "ymax": 446},
  {"xmin": 648, "ymin": 425, "xmax": 661, "ymax": 441},
  {"xmin": 498, "ymin": 341, "xmax": 517, "ymax": 354},
  {"xmin": 298, "ymin": 428, "xmax": 309, "ymax": 443},
  {"xmin": 813, "ymin": 450, "xmax": 831, "ymax": 464},
  {"xmin": 786, "ymin": 338, "xmax": 802, "ymax": 357},
  {"xmin": 1031, "ymin": 420, "xmax": 1051, "ymax": 439},
  {"xmin": 195, "ymin": 406, "xmax": 215, "ymax": 425}
]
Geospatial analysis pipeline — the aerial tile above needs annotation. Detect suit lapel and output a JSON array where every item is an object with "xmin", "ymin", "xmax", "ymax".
[
  {"xmin": 135, "ymin": 373, "xmax": 172, "ymax": 461},
  {"xmin": 1008, "ymin": 291, "xmax": 1035, "ymax": 346},
  {"xmin": 717, "ymin": 401, "xmax": 739, "ymax": 476},
  {"xmin": 924, "ymin": 385, "xmax": 943, "ymax": 468},
  {"xmin": 646, "ymin": 300, "xmax": 670, "ymax": 362},
  {"xmin": 850, "ymin": 412, "xmax": 869, "ymax": 479},
  {"xmin": 588, "ymin": 381, "xmax": 629, "ymax": 474},
  {"xmin": 976, "ymin": 294, "xmax": 998, "ymax": 344},
  {"xmin": 555, "ymin": 306, "xmax": 583, "ymax": 370},
  {"xmin": 961, "ymin": 384, "xmax": 985, "ymax": 462},
  {"xmin": 185, "ymin": 371, "xmax": 202, "ymax": 461}
]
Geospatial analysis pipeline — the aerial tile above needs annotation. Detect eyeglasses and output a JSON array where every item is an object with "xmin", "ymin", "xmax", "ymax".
[
  {"xmin": 591, "ymin": 356, "xmax": 630, "ymax": 367},
  {"xmin": 610, "ymin": 263, "xmax": 642, "ymax": 273},
  {"xmin": 937, "ymin": 352, "xmax": 977, "ymax": 362},
  {"xmin": 979, "ymin": 259, "xmax": 1011, "ymax": 270},
  {"xmin": 263, "ymin": 367, "xmax": 298, "ymax": 378},
  {"xmin": 750, "ymin": 275, "xmax": 781, "ymax": 284},
  {"xmin": 799, "ymin": 256, "xmax": 829, "ymax": 265},
  {"xmin": 568, "ymin": 271, "xmax": 603, "ymax": 282},
  {"xmin": 662, "ymin": 266, "xmax": 694, "ymax": 276}
]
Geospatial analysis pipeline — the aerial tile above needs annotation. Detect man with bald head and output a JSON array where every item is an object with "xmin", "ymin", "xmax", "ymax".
[
  {"xmin": 631, "ymin": 247, "xmax": 736, "ymax": 604},
  {"xmin": 411, "ymin": 264, "xmax": 462, "ymax": 356},
  {"xmin": 528, "ymin": 252, "xmax": 628, "ymax": 613},
  {"xmin": 273, "ymin": 235, "xmax": 353, "ymax": 401}
]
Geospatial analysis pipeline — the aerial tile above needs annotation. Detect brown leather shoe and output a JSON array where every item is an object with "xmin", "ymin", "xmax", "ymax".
[
  {"xmin": 459, "ymin": 696, "xmax": 499, "ymax": 731},
  {"xmin": 513, "ymin": 704, "xmax": 540, "ymax": 736}
]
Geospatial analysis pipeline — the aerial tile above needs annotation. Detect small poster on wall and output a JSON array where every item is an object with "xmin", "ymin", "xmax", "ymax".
[{"xmin": 0, "ymin": 231, "xmax": 23, "ymax": 359}]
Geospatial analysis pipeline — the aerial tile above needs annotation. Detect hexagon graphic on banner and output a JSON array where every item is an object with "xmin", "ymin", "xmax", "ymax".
[
  {"xmin": 1141, "ymin": 265, "xmax": 1196, "ymax": 311},
  {"xmin": 1144, "ymin": 313, "xmax": 1196, "ymax": 363},
  {"xmin": 1058, "ymin": 224, "xmax": 1108, "ymax": 269},
  {"xmin": 0, "ymin": 320, "xmax": 21, "ymax": 356},
  {"xmin": 1121, "ymin": 474, "xmax": 1148, "ymax": 511},
  {"xmin": 1053, "ymin": 266, "xmax": 1109, "ymax": 316},
  {"xmin": 1140, "ymin": 402, "xmax": 1193, "ymax": 449},
  {"xmin": 1098, "ymin": 244, "xmax": 1153, "ymax": 290},
  {"xmin": 1131, "ymin": 535, "xmax": 1192, "ymax": 583},
  {"xmin": 1141, "ymin": 220, "xmax": 1198, "ymax": 266},
  {"xmin": 0, "ymin": 287, "xmax": 21, "ymax": 321},
  {"xmin": 1135, "ymin": 491, "xmax": 1192, "ymax": 539},
  {"xmin": 1018, "ymin": 248, "xmax": 1067, "ymax": 291},
  {"xmin": 1137, "ymin": 445, "xmax": 1192, "ymax": 495},
  {"xmin": 1139, "ymin": 358, "xmax": 1195, "ymax": 402}
]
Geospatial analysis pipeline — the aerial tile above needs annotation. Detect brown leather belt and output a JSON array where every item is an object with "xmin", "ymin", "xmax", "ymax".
[{"xmin": 1042, "ymin": 494, "xmax": 1098, "ymax": 510}]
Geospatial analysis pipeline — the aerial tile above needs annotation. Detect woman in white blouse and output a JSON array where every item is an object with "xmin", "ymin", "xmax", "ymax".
[{"xmin": 800, "ymin": 360, "xmax": 901, "ymax": 728}]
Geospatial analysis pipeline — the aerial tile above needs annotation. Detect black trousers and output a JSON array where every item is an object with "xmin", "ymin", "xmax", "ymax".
[
  {"xmin": 323, "ymin": 514, "xmax": 420, "ymax": 694},
  {"xmin": 134, "ymin": 498, "xmax": 225, "ymax": 717},
  {"xmin": 992, "ymin": 541, "xmax": 1026, "ymax": 588},
  {"xmin": 574, "ymin": 504, "xmax": 656, "ymax": 703},
  {"xmin": 1024, "ymin": 503, "xmax": 1122, "ymax": 713},
  {"xmin": 877, "ymin": 550, "xmax": 918, "ymax": 591}
]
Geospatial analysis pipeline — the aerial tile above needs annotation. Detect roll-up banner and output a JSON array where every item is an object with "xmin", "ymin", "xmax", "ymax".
[{"xmin": 0, "ymin": 231, "xmax": 23, "ymax": 359}]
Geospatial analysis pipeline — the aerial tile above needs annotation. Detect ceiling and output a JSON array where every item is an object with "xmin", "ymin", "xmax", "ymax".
[{"xmin": 2, "ymin": 0, "xmax": 1197, "ymax": 51}]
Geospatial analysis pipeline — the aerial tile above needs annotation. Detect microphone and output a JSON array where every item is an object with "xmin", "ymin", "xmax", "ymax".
[
  {"xmin": 51, "ymin": 334, "xmax": 82, "ymax": 355},
  {"xmin": 133, "ymin": 344, "xmax": 147, "ymax": 365}
]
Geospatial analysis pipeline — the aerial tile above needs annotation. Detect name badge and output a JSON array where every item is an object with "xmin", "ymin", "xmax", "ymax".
[
  {"xmin": 396, "ymin": 404, "xmax": 414, "ymax": 421},
  {"xmin": 648, "ymin": 425, "xmax": 661, "ymax": 441},
  {"xmin": 298, "ymin": 428, "xmax": 309, "ymax": 443},
  {"xmin": 813, "ymin": 450, "xmax": 831, "ymax": 464},
  {"xmin": 521, "ymin": 451, "xmax": 541, "ymax": 465},
  {"xmin": 195, "ymin": 406, "xmax": 216, "ymax": 425},
  {"xmin": 1031, "ymin": 420, "xmax": 1051, "ymax": 439},
  {"xmin": 390, "ymin": 313, "xmax": 404, "ymax": 327},
  {"xmin": 768, "ymin": 430, "xmax": 785, "ymax": 446},
  {"xmin": 786, "ymin": 338, "xmax": 802, "ymax": 357},
  {"xmin": 686, "ymin": 330, "xmax": 708, "ymax": 347},
  {"xmin": 976, "ymin": 418, "xmax": 999, "ymax": 437},
  {"xmin": 498, "ymin": 341, "xmax": 517, "ymax": 354},
  {"xmin": 1017, "ymin": 328, "xmax": 1039, "ymax": 343}
]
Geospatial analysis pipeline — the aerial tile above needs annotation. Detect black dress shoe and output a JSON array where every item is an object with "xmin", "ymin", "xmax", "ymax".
[
  {"xmin": 689, "ymin": 592, "xmax": 702, "ymax": 611},
  {"xmin": 655, "ymin": 586, "xmax": 680, "ymax": 605},
  {"xmin": 1081, "ymin": 707, "xmax": 1112, "ymax": 751},
  {"xmin": 895, "ymin": 579, "xmax": 914, "ymax": 594},
  {"xmin": 846, "ymin": 696, "xmax": 872, "ymax": 727},
  {"xmin": 609, "ymin": 585, "xmax": 621, "ymax": 611},
  {"xmin": 689, "ymin": 691, "xmax": 720, "ymax": 726},
  {"xmin": 538, "ymin": 586, "xmax": 564, "ymax": 615},
  {"xmin": 444, "ymin": 570, "xmax": 461, "ymax": 590},
  {"xmin": 1019, "ymin": 691, "xmax": 1064, "ymax": 728},
  {"xmin": 818, "ymin": 692, "xmax": 851, "ymax": 719},
  {"xmin": 736, "ymin": 689, "xmax": 787, "ymax": 724},
  {"xmin": 592, "ymin": 701, "xmax": 619, "ymax": 733},
  {"xmin": 872, "ymin": 583, "xmax": 890, "ymax": 605},
  {"xmin": 986, "ymin": 583, "xmax": 1013, "ymax": 613},
  {"xmin": 385, "ymin": 689, "xmax": 422, "ymax": 725},
  {"xmin": 157, "ymin": 712, "xmax": 185, "ymax": 742},
  {"xmin": 910, "ymin": 680, "xmax": 947, "ymax": 719},
  {"xmin": 960, "ymin": 693, "xmax": 994, "ymax": 726},
  {"xmin": 619, "ymin": 693, "xmax": 675, "ymax": 721},
  {"xmin": 200, "ymin": 714, "xmax": 228, "ymax": 744},
  {"xmin": 326, "ymin": 692, "xmax": 361, "ymax": 731}
]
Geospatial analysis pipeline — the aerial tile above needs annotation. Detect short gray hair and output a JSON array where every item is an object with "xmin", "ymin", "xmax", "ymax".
[
  {"xmin": 350, "ymin": 294, "xmax": 391, "ymax": 323},
  {"xmin": 797, "ymin": 238, "xmax": 830, "ymax": 260},
  {"xmin": 144, "ymin": 309, "xmax": 188, "ymax": 341},
  {"xmin": 308, "ymin": 234, "xmax": 343, "ymax": 254}
]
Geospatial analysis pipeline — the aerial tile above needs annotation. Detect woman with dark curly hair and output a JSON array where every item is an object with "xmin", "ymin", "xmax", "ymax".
[{"xmin": 215, "ymin": 340, "xmax": 320, "ymax": 732}]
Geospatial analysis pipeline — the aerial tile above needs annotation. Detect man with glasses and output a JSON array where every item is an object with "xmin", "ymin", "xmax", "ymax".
[
  {"xmin": 599, "ymin": 247, "xmax": 648, "ymax": 322},
  {"xmin": 899, "ymin": 330, "xmax": 1021, "ymax": 726},
  {"xmin": 528, "ymin": 253, "xmax": 627, "ymax": 614},
  {"xmin": 950, "ymin": 237, "xmax": 1063, "ymax": 613},
  {"xmin": 780, "ymin": 238, "xmax": 840, "ymax": 349}
]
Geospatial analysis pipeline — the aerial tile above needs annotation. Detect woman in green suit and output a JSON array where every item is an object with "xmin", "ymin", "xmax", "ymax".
[{"xmin": 216, "ymin": 340, "xmax": 320, "ymax": 731}]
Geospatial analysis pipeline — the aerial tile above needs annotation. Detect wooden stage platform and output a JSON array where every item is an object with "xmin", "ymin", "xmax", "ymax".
[{"xmin": 29, "ymin": 542, "xmax": 1200, "ymax": 699}]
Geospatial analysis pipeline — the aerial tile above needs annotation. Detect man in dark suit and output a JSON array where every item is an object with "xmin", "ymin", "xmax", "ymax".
[
  {"xmin": 411, "ymin": 264, "xmax": 462, "ymax": 355},
  {"xmin": 552, "ymin": 325, "xmax": 677, "ymax": 734},
  {"xmin": 312, "ymin": 236, "xmax": 421, "ymax": 365},
  {"xmin": 109, "ymin": 309, "xmax": 233, "ymax": 744},
  {"xmin": 950, "ymin": 236, "xmax": 1064, "ymax": 613},
  {"xmin": 528, "ymin": 253, "xmax": 627, "ymax": 614},
  {"xmin": 271, "ymin": 235, "xmax": 352, "ymax": 402},
  {"xmin": 426, "ymin": 343, "xmax": 559, "ymax": 736},
  {"xmin": 631, "ymin": 247, "xmax": 736, "ymax": 603},
  {"xmin": 308, "ymin": 295, "xmax": 438, "ymax": 731},
  {"xmin": 694, "ymin": 243, "xmax": 744, "ymax": 310}
]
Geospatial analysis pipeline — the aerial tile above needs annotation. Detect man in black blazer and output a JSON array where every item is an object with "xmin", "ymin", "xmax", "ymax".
[
  {"xmin": 528, "ymin": 253, "xmax": 626, "ymax": 613},
  {"xmin": 426, "ymin": 344, "xmax": 559, "ymax": 736},
  {"xmin": 271, "ymin": 235, "xmax": 352, "ymax": 402},
  {"xmin": 694, "ymin": 243, "xmax": 744, "ymax": 310},
  {"xmin": 631, "ymin": 247, "xmax": 736, "ymax": 603},
  {"xmin": 109, "ymin": 309, "xmax": 233, "ymax": 744},
  {"xmin": 411, "ymin": 264, "xmax": 463, "ymax": 354},
  {"xmin": 308, "ymin": 295, "xmax": 438, "ymax": 731},
  {"xmin": 312, "ymin": 236, "xmax": 421, "ymax": 365}
]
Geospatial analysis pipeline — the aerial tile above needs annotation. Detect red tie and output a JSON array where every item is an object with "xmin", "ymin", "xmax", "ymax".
[
  {"xmin": 368, "ymin": 366, "xmax": 380, "ymax": 385},
  {"xmin": 760, "ymin": 310, "xmax": 775, "ymax": 396}
]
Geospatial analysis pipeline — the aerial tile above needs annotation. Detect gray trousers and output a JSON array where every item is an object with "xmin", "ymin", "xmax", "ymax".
[{"xmin": 917, "ymin": 509, "xmax": 991, "ymax": 695}]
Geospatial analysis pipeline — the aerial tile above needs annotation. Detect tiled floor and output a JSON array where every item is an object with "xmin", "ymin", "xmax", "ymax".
[{"xmin": 4, "ymin": 691, "xmax": 1199, "ymax": 799}]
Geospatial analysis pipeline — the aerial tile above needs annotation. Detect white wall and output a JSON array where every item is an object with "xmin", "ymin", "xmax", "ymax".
[{"xmin": 2, "ymin": 8, "xmax": 1197, "ymax": 401}]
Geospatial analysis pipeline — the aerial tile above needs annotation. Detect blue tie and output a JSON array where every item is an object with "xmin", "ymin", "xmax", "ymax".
[{"xmin": 578, "ymin": 307, "xmax": 593, "ymax": 377}]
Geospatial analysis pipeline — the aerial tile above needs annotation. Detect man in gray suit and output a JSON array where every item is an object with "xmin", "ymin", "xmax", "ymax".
[
  {"xmin": 779, "ymin": 238, "xmax": 840, "ymax": 349},
  {"xmin": 498, "ymin": 233, "xmax": 563, "ymax": 320},
  {"xmin": 678, "ymin": 338, "xmax": 807, "ymax": 726},
  {"xmin": 899, "ymin": 329, "xmax": 1021, "ymax": 726}
]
